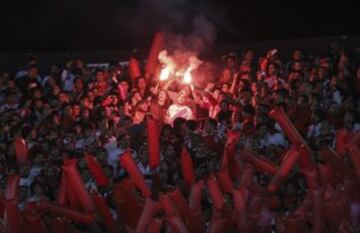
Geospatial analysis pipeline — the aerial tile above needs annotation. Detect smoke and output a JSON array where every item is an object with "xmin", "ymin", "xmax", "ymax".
[{"xmin": 114, "ymin": 0, "xmax": 225, "ymax": 53}]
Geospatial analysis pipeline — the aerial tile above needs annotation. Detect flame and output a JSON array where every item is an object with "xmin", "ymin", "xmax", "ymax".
[
  {"xmin": 183, "ymin": 68, "xmax": 192, "ymax": 84},
  {"xmin": 159, "ymin": 66, "xmax": 171, "ymax": 81}
]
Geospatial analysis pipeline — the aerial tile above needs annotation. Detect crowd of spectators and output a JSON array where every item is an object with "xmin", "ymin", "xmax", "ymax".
[{"xmin": 0, "ymin": 43, "xmax": 359, "ymax": 233}]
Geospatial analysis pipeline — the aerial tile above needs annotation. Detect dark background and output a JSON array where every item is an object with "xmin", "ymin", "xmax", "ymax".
[{"xmin": 1, "ymin": 0, "xmax": 360, "ymax": 52}]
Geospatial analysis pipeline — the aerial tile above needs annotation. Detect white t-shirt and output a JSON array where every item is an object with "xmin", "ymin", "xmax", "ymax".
[{"xmin": 166, "ymin": 104, "xmax": 193, "ymax": 125}]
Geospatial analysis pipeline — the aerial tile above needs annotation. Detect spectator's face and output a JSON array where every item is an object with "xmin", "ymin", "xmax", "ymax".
[
  {"xmin": 87, "ymin": 92, "xmax": 95, "ymax": 102},
  {"xmin": 221, "ymin": 69, "xmax": 232, "ymax": 83},
  {"xmin": 82, "ymin": 109, "xmax": 90, "ymax": 119},
  {"xmin": 34, "ymin": 89, "xmax": 42, "ymax": 99},
  {"xmin": 294, "ymin": 62, "xmax": 302, "ymax": 71},
  {"xmin": 356, "ymin": 67, "xmax": 360, "ymax": 79},
  {"xmin": 293, "ymin": 50, "xmax": 303, "ymax": 61},
  {"xmin": 251, "ymin": 83, "xmax": 259, "ymax": 94},
  {"xmin": 73, "ymin": 105, "xmax": 81, "ymax": 117},
  {"xmin": 83, "ymin": 98, "xmax": 93, "ymax": 110},
  {"xmin": 177, "ymin": 92, "xmax": 186, "ymax": 105},
  {"xmin": 118, "ymin": 135, "xmax": 130, "ymax": 148},
  {"xmin": 28, "ymin": 67, "xmax": 38, "ymax": 78},
  {"xmin": 132, "ymin": 92, "xmax": 142, "ymax": 104},
  {"xmin": 59, "ymin": 93, "xmax": 68, "ymax": 104},
  {"xmin": 119, "ymin": 81, "xmax": 129, "ymax": 91},
  {"xmin": 226, "ymin": 57, "xmax": 236, "ymax": 69},
  {"xmin": 221, "ymin": 83, "xmax": 229, "ymax": 93},
  {"xmin": 158, "ymin": 91, "xmax": 167, "ymax": 106},
  {"xmin": 96, "ymin": 71, "xmax": 105, "ymax": 82},
  {"xmin": 74, "ymin": 79, "xmax": 83, "ymax": 90},
  {"xmin": 318, "ymin": 67, "xmax": 328, "ymax": 80},
  {"xmin": 245, "ymin": 50, "xmax": 254, "ymax": 61},
  {"xmin": 204, "ymin": 121, "xmax": 215, "ymax": 134},
  {"xmin": 268, "ymin": 64, "xmax": 278, "ymax": 76},
  {"xmin": 52, "ymin": 86, "xmax": 61, "ymax": 96},
  {"xmin": 137, "ymin": 78, "xmax": 147, "ymax": 90}
]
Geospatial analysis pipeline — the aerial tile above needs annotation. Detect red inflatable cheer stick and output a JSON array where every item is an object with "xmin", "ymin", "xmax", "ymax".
[
  {"xmin": 347, "ymin": 143, "xmax": 360, "ymax": 179},
  {"xmin": 160, "ymin": 195, "xmax": 189, "ymax": 233},
  {"xmin": 147, "ymin": 117, "xmax": 161, "ymax": 169},
  {"xmin": 319, "ymin": 146, "xmax": 350, "ymax": 177},
  {"xmin": 206, "ymin": 174, "xmax": 225, "ymax": 211},
  {"xmin": 57, "ymin": 172, "xmax": 68, "ymax": 205},
  {"xmin": 240, "ymin": 148, "xmax": 278, "ymax": 175},
  {"xmin": 14, "ymin": 137, "xmax": 28, "ymax": 164},
  {"xmin": 180, "ymin": 148, "xmax": 195, "ymax": 184},
  {"xmin": 4, "ymin": 199, "xmax": 23, "ymax": 233},
  {"xmin": 129, "ymin": 57, "xmax": 141, "ymax": 84},
  {"xmin": 119, "ymin": 150, "xmax": 151, "ymax": 198},
  {"xmin": 91, "ymin": 192, "xmax": 117, "ymax": 233},
  {"xmin": 135, "ymin": 198, "xmax": 161, "ymax": 233},
  {"xmin": 5, "ymin": 174, "xmax": 20, "ymax": 200},
  {"xmin": 39, "ymin": 199, "xmax": 95, "ymax": 225},
  {"xmin": 145, "ymin": 32, "xmax": 165, "ymax": 79},
  {"xmin": 147, "ymin": 218, "xmax": 163, "ymax": 233},
  {"xmin": 268, "ymin": 145, "xmax": 301, "ymax": 192},
  {"xmin": 168, "ymin": 188, "xmax": 190, "ymax": 219},
  {"xmin": 23, "ymin": 210, "xmax": 47, "ymax": 233},
  {"xmin": 232, "ymin": 188, "xmax": 247, "ymax": 232},
  {"xmin": 62, "ymin": 161, "xmax": 95, "ymax": 213},
  {"xmin": 269, "ymin": 107, "xmax": 312, "ymax": 169},
  {"xmin": 84, "ymin": 152, "xmax": 109, "ymax": 187}
]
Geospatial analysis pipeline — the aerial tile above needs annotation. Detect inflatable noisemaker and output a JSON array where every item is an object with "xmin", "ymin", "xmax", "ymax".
[
  {"xmin": 335, "ymin": 128, "xmax": 353, "ymax": 156},
  {"xmin": 114, "ymin": 179, "xmax": 144, "ymax": 230},
  {"xmin": 240, "ymin": 148, "xmax": 277, "ymax": 175},
  {"xmin": 57, "ymin": 172, "xmax": 68, "ymax": 205},
  {"xmin": 302, "ymin": 167, "xmax": 321, "ymax": 190},
  {"xmin": 269, "ymin": 107, "xmax": 306, "ymax": 146},
  {"xmin": 232, "ymin": 188, "xmax": 247, "ymax": 231},
  {"xmin": 311, "ymin": 188, "xmax": 325, "ymax": 233},
  {"xmin": 168, "ymin": 188, "xmax": 190, "ymax": 219},
  {"xmin": 39, "ymin": 199, "xmax": 95, "ymax": 225},
  {"xmin": 14, "ymin": 137, "xmax": 28, "ymax": 164},
  {"xmin": 147, "ymin": 218, "xmax": 163, "ymax": 233},
  {"xmin": 91, "ymin": 192, "xmax": 117, "ymax": 233},
  {"xmin": 84, "ymin": 152, "xmax": 109, "ymax": 187},
  {"xmin": 186, "ymin": 210, "xmax": 205, "ymax": 233},
  {"xmin": 4, "ymin": 199, "xmax": 23, "ymax": 233},
  {"xmin": 147, "ymin": 117, "xmax": 160, "ymax": 169},
  {"xmin": 145, "ymin": 32, "xmax": 164, "ymax": 79},
  {"xmin": 319, "ymin": 146, "xmax": 349, "ymax": 177},
  {"xmin": 347, "ymin": 143, "xmax": 360, "ymax": 179},
  {"xmin": 206, "ymin": 174, "xmax": 225, "ymax": 210},
  {"xmin": 238, "ymin": 165, "xmax": 254, "ymax": 189},
  {"xmin": 208, "ymin": 207, "xmax": 234, "ymax": 233},
  {"xmin": 216, "ymin": 169, "xmax": 233, "ymax": 194},
  {"xmin": 318, "ymin": 164, "xmax": 334, "ymax": 187},
  {"xmin": 323, "ymin": 186, "xmax": 344, "ymax": 232},
  {"xmin": 160, "ymin": 195, "xmax": 189, "ymax": 233},
  {"xmin": 284, "ymin": 214, "xmax": 303, "ymax": 233},
  {"xmin": 5, "ymin": 174, "xmax": 20, "ymax": 200},
  {"xmin": 135, "ymin": 198, "xmax": 161, "ymax": 233},
  {"xmin": 180, "ymin": 148, "xmax": 195, "ymax": 184},
  {"xmin": 0, "ymin": 193, "xmax": 4, "ymax": 219},
  {"xmin": 189, "ymin": 180, "xmax": 204, "ymax": 211},
  {"xmin": 129, "ymin": 57, "xmax": 141, "ymax": 83},
  {"xmin": 268, "ymin": 145, "xmax": 301, "ymax": 192},
  {"xmin": 50, "ymin": 218, "xmax": 69, "ymax": 233},
  {"xmin": 62, "ymin": 161, "xmax": 95, "ymax": 213},
  {"xmin": 338, "ymin": 219, "xmax": 355, "ymax": 233},
  {"xmin": 223, "ymin": 131, "xmax": 242, "ymax": 179},
  {"xmin": 119, "ymin": 150, "xmax": 151, "ymax": 197},
  {"xmin": 23, "ymin": 210, "xmax": 47, "ymax": 233},
  {"xmin": 269, "ymin": 107, "xmax": 313, "ymax": 169}
]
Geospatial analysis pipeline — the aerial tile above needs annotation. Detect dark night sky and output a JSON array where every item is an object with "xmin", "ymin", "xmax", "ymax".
[{"xmin": 0, "ymin": 0, "xmax": 359, "ymax": 52}]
